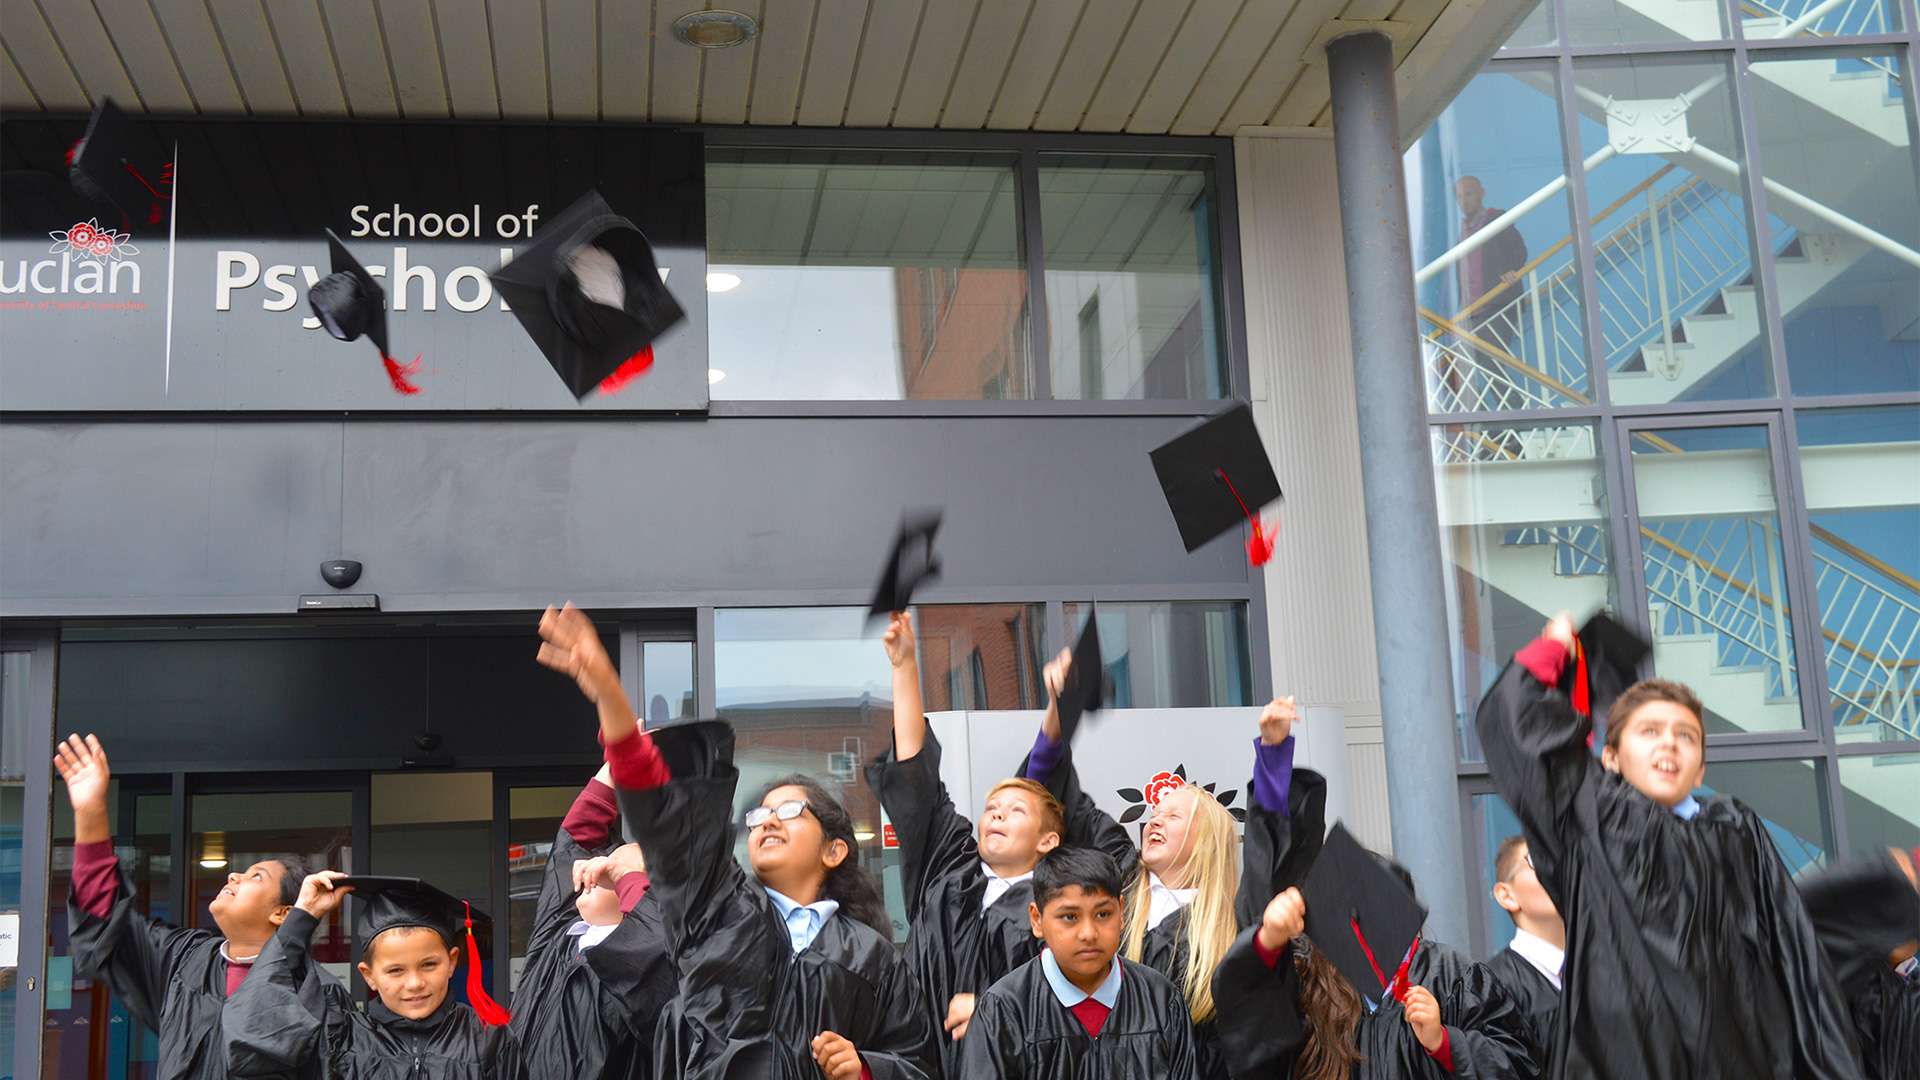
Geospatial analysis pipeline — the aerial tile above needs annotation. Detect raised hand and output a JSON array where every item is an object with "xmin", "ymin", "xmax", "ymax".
[
  {"xmin": 810, "ymin": 1030, "xmax": 863, "ymax": 1080},
  {"xmin": 1258, "ymin": 886, "xmax": 1306, "ymax": 953},
  {"xmin": 1259, "ymin": 696, "xmax": 1299, "ymax": 746},
  {"xmin": 295, "ymin": 871, "xmax": 354, "ymax": 919},
  {"xmin": 1042, "ymin": 647, "xmax": 1072, "ymax": 703},
  {"xmin": 882, "ymin": 611, "xmax": 916, "ymax": 669},
  {"xmin": 573, "ymin": 845, "xmax": 646, "ymax": 894},
  {"xmin": 944, "ymin": 993, "xmax": 976, "ymax": 1041},
  {"xmin": 1543, "ymin": 611, "xmax": 1576, "ymax": 652},
  {"xmin": 1403, "ymin": 985, "xmax": 1445, "ymax": 1053},
  {"xmin": 537, "ymin": 603, "xmax": 619, "ymax": 704},
  {"xmin": 53, "ymin": 734, "xmax": 111, "ymax": 843}
]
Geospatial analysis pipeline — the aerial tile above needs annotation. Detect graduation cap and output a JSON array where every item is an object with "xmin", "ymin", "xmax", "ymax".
[
  {"xmin": 1301, "ymin": 823, "xmax": 1426, "ymax": 1003},
  {"xmin": 867, "ymin": 511, "xmax": 943, "ymax": 621},
  {"xmin": 1150, "ymin": 401, "xmax": 1284, "ymax": 566},
  {"xmin": 309, "ymin": 230, "xmax": 422, "ymax": 395},
  {"xmin": 1056, "ymin": 610, "xmax": 1110, "ymax": 744},
  {"xmin": 1797, "ymin": 853, "xmax": 1920, "ymax": 990},
  {"xmin": 1562, "ymin": 612, "xmax": 1651, "ymax": 721},
  {"xmin": 335, "ymin": 876, "xmax": 510, "ymax": 1025},
  {"xmin": 489, "ymin": 190, "xmax": 687, "ymax": 401},
  {"xmin": 67, "ymin": 98, "xmax": 170, "ymax": 229}
]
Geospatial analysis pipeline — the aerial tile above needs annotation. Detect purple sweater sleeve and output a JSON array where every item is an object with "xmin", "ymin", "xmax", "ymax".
[
  {"xmin": 1025, "ymin": 729, "xmax": 1067, "ymax": 782},
  {"xmin": 1252, "ymin": 735, "xmax": 1296, "ymax": 815}
]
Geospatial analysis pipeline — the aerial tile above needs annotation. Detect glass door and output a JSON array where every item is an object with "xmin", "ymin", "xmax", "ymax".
[{"xmin": 5, "ymin": 632, "xmax": 55, "ymax": 1080}]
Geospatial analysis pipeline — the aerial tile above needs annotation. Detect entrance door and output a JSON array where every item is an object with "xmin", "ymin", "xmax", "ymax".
[{"xmin": 4, "ymin": 632, "xmax": 57, "ymax": 1080}]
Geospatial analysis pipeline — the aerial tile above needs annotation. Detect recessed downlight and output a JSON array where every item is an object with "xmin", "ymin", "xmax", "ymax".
[{"xmin": 673, "ymin": 10, "xmax": 759, "ymax": 49}]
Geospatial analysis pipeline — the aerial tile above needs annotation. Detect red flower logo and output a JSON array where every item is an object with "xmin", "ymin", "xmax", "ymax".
[
  {"xmin": 48, "ymin": 219, "xmax": 138, "ymax": 261},
  {"xmin": 66, "ymin": 222, "xmax": 98, "ymax": 248},
  {"xmin": 1116, "ymin": 764, "xmax": 1244, "ymax": 824},
  {"xmin": 1143, "ymin": 771, "xmax": 1185, "ymax": 808}
]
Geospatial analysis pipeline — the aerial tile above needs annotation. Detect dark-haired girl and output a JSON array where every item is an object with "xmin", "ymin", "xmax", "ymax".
[{"xmin": 537, "ymin": 602, "xmax": 939, "ymax": 1080}]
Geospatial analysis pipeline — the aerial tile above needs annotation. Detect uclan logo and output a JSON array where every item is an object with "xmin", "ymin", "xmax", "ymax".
[{"xmin": 0, "ymin": 219, "xmax": 144, "ymax": 295}]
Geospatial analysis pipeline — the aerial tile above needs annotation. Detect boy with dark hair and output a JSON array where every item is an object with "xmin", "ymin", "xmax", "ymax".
[
  {"xmin": 1486, "ymin": 835, "xmax": 1562, "ymax": 1046},
  {"xmin": 1476, "ymin": 613, "xmax": 1862, "ymax": 1079},
  {"xmin": 960, "ymin": 846, "xmax": 1197, "ymax": 1080},
  {"xmin": 55, "ymin": 733, "xmax": 352, "ymax": 1080}
]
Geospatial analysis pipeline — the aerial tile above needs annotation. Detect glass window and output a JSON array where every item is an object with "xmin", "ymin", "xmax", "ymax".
[
  {"xmin": 1060, "ymin": 602, "xmax": 1252, "ymax": 708},
  {"xmin": 1572, "ymin": 56, "xmax": 1775, "ymax": 404},
  {"xmin": 706, "ymin": 148, "xmax": 1030, "ymax": 401},
  {"xmin": 1470, "ymin": 792, "xmax": 1529, "ymax": 957},
  {"xmin": 1629, "ymin": 426, "xmax": 1807, "ymax": 733},
  {"xmin": 1697, "ymin": 757, "xmax": 1832, "ymax": 873},
  {"xmin": 1412, "ymin": 65, "xmax": 1592, "ymax": 413},
  {"xmin": 369, "ymin": 775, "xmax": 496, "ymax": 999},
  {"xmin": 1565, "ymin": 0, "xmax": 1726, "ymax": 46},
  {"xmin": 506, "ymin": 784, "xmax": 579, "ymax": 997},
  {"xmin": 1040, "ymin": 155, "xmax": 1227, "ymax": 400},
  {"xmin": 913, "ymin": 605, "xmax": 1050, "ymax": 712},
  {"xmin": 641, "ymin": 640, "xmax": 696, "ymax": 724},
  {"xmin": 192, "ymin": 792, "xmax": 353, "ymax": 981},
  {"xmin": 1500, "ymin": 0, "xmax": 1556, "ymax": 49},
  {"xmin": 1796, "ymin": 407, "xmax": 1920, "ymax": 744},
  {"xmin": 2, "ymin": 653, "xmax": 26, "ymax": 1075},
  {"xmin": 1433, "ymin": 422, "xmax": 1617, "ymax": 760},
  {"xmin": 1749, "ymin": 51, "xmax": 1919, "ymax": 398},
  {"xmin": 1839, "ymin": 751, "xmax": 1919, "ymax": 860},
  {"xmin": 1750, "ymin": 0, "xmax": 1904, "ymax": 37}
]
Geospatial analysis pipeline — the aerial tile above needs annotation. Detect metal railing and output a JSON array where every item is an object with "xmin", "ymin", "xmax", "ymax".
[
  {"xmin": 1590, "ymin": 175, "xmax": 1756, "ymax": 376},
  {"xmin": 1739, "ymin": 0, "xmax": 1903, "ymax": 47}
]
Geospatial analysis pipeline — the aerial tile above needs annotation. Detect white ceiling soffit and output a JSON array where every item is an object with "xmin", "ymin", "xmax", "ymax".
[{"xmin": 0, "ymin": 0, "xmax": 1532, "ymax": 135}]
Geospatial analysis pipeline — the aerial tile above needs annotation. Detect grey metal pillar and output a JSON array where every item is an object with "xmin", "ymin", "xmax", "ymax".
[{"xmin": 1325, "ymin": 29, "xmax": 1470, "ymax": 949}]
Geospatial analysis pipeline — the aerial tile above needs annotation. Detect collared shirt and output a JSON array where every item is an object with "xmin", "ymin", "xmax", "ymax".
[
  {"xmin": 566, "ymin": 920, "xmax": 620, "ymax": 953},
  {"xmin": 764, "ymin": 887, "xmax": 840, "ymax": 954},
  {"xmin": 1144, "ymin": 872, "xmax": 1196, "ymax": 931},
  {"xmin": 1039, "ymin": 948, "xmax": 1123, "ymax": 1009},
  {"xmin": 981, "ymin": 862, "xmax": 1033, "ymax": 911},
  {"xmin": 1508, "ymin": 928, "xmax": 1564, "ymax": 990},
  {"xmin": 1671, "ymin": 794, "xmax": 1702, "ymax": 820}
]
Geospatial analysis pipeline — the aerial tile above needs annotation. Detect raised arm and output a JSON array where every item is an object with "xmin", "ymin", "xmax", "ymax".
[
  {"xmin": 223, "ymin": 873, "xmax": 354, "ymax": 1077},
  {"xmin": 1235, "ymin": 699, "xmax": 1327, "ymax": 926},
  {"xmin": 524, "ymin": 764, "xmax": 626, "ymax": 966},
  {"xmin": 1021, "ymin": 649, "xmax": 1134, "ymax": 875},
  {"xmin": 1472, "ymin": 614, "xmax": 1595, "ymax": 887},
  {"xmin": 537, "ymin": 603, "xmax": 638, "ymax": 747},
  {"xmin": 887, "ymin": 611, "xmax": 927, "ymax": 761}
]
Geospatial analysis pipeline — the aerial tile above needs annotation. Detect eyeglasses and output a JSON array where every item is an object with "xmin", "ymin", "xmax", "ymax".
[
  {"xmin": 745, "ymin": 799, "xmax": 811, "ymax": 830},
  {"xmin": 1499, "ymin": 852, "xmax": 1535, "ymax": 885}
]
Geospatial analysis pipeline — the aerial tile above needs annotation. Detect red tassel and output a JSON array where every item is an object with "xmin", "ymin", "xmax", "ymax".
[
  {"xmin": 597, "ymin": 346, "xmax": 655, "ymax": 396},
  {"xmin": 65, "ymin": 140, "xmax": 81, "ymax": 166},
  {"xmin": 1216, "ymin": 468, "xmax": 1278, "ymax": 567},
  {"xmin": 382, "ymin": 353, "xmax": 424, "ymax": 396},
  {"xmin": 1571, "ymin": 638, "xmax": 1590, "ymax": 717},
  {"xmin": 462, "ymin": 901, "xmax": 511, "ymax": 1026}
]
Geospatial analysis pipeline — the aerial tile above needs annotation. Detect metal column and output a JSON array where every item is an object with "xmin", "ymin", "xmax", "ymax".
[{"xmin": 1325, "ymin": 29, "xmax": 1470, "ymax": 948}]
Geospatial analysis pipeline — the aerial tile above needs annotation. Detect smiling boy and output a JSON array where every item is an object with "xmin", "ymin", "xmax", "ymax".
[
  {"xmin": 1476, "ymin": 614, "xmax": 1862, "ymax": 1080},
  {"xmin": 959, "ymin": 847, "xmax": 1196, "ymax": 1080}
]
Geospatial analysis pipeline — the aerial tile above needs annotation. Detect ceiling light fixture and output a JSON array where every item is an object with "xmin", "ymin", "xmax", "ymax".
[
  {"xmin": 673, "ymin": 10, "xmax": 759, "ymax": 49},
  {"xmin": 200, "ymin": 831, "xmax": 228, "ymax": 869},
  {"xmin": 706, "ymin": 271, "xmax": 741, "ymax": 292}
]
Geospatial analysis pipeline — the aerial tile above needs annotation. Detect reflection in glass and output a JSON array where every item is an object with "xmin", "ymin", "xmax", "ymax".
[
  {"xmin": 193, "ymin": 793, "xmax": 353, "ymax": 973},
  {"xmin": 1411, "ymin": 66, "xmax": 1591, "ymax": 413},
  {"xmin": 914, "ymin": 605, "xmax": 1049, "ymax": 712},
  {"xmin": 1750, "ymin": 52, "xmax": 1919, "ymax": 397},
  {"xmin": 1630, "ymin": 426, "xmax": 1806, "ymax": 733},
  {"xmin": 641, "ymin": 640, "xmax": 696, "ymax": 724},
  {"xmin": 1565, "ymin": 0, "xmax": 1725, "ymax": 46},
  {"xmin": 507, "ymin": 785, "xmax": 578, "ymax": 996},
  {"xmin": 369, "ymin": 775, "xmax": 496, "ymax": 1001},
  {"xmin": 1041, "ymin": 156, "xmax": 1225, "ymax": 400},
  {"xmin": 1695, "ymin": 758, "xmax": 1831, "ymax": 874},
  {"xmin": 3, "ymin": 654, "xmax": 26, "ymax": 1073},
  {"xmin": 1572, "ymin": 57, "xmax": 1776, "ymax": 404},
  {"xmin": 1500, "ymin": 0, "xmax": 1556, "ymax": 49},
  {"xmin": 1433, "ymin": 423, "xmax": 1616, "ymax": 760},
  {"xmin": 1470, "ymin": 793, "xmax": 1527, "ymax": 956},
  {"xmin": 706, "ymin": 148, "xmax": 1029, "ymax": 401},
  {"xmin": 1060, "ymin": 602, "xmax": 1252, "ymax": 708},
  {"xmin": 1795, "ymin": 408, "xmax": 1920, "ymax": 743},
  {"xmin": 1840, "ymin": 752, "xmax": 1919, "ymax": 860}
]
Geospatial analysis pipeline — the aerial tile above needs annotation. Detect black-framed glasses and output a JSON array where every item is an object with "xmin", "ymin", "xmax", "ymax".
[{"xmin": 745, "ymin": 799, "xmax": 811, "ymax": 830}]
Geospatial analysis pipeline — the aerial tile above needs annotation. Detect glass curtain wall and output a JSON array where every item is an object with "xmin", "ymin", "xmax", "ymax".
[{"xmin": 1421, "ymin": 0, "xmax": 1920, "ymax": 959}]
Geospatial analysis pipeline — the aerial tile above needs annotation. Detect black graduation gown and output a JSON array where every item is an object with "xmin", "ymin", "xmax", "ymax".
[
  {"xmin": 222, "ymin": 908, "xmax": 526, "ymax": 1080},
  {"xmin": 1211, "ymin": 927, "xmax": 1541, "ymax": 1079},
  {"xmin": 1798, "ymin": 854, "xmax": 1920, "ymax": 1080},
  {"xmin": 1475, "ymin": 657, "xmax": 1863, "ymax": 1080},
  {"xmin": 865, "ymin": 728, "xmax": 1138, "ymax": 1079},
  {"xmin": 508, "ymin": 820, "xmax": 676, "ymax": 1080},
  {"xmin": 618, "ymin": 721, "xmax": 941, "ymax": 1080},
  {"xmin": 68, "ymin": 869, "xmax": 353, "ymax": 1080},
  {"xmin": 1847, "ymin": 968, "xmax": 1917, "ymax": 1080},
  {"xmin": 1484, "ymin": 946, "xmax": 1559, "ymax": 1052},
  {"xmin": 959, "ymin": 954, "xmax": 1198, "ymax": 1080}
]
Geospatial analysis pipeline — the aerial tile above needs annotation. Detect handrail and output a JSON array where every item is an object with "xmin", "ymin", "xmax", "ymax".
[
  {"xmin": 1808, "ymin": 521, "xmax": 1920, "ymax": 596},
  {"xmin": 1419, "ymin": 307, "xmax": 1594, "ymax": 404}
]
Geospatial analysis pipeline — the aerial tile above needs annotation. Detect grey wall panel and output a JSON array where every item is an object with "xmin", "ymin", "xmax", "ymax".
[{"xmin": 3, "ymin": 413, "xmax": 1255, "ymax": 615}]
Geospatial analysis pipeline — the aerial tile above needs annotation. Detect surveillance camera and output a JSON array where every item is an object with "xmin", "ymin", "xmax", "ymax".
[{"xmin": 320, "ymin": 560, "xmax": 363, "ymax": 590}]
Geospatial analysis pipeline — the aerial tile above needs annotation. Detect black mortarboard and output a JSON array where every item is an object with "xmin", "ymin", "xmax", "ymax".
[
  {"xmin": 68, "ymin": 98, "xmax": 169, "ymax": 229},
  {"xmin": 867, "ymin": 511, "xmax": 943, "ymax": 620},
  {"xmin": 1150, "ymin": 401, "xmax": 1283, "ymax": 563},
  {"xmin": 1302, "ymin": 823, "xmax": 1427, "ymax": 1002},
  {"xmin": 309, "ymin": 230, "xmax": 422, "ymax": 394},
  {"xmin": 1056, "ymin": 610, "xmax": 1110, "ymax": 743},
  {"xmin": 1561, "ymin": 612, "xmax": 1652, "ymax": 720},
  {"xmin": 337, "ymin": 875, "xmax": 511, "ymax": 1024},
  {"xmin": 1797, "ymin": 853, "xmax": 1920, "ymax": 991},
  {"xmin": 489, "ymin": 190, "xmax": 687, "ymax": 400}
]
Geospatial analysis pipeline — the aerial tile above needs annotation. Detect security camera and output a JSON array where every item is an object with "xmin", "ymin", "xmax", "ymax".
[{"xmin": 320, "ymin": 560, "xmax": 362, "ymax": 590}]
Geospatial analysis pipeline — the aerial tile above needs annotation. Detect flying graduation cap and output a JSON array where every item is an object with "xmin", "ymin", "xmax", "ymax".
[
  {"xmin": 1796, "ymin": 853, "xmax": 1920, "ymax": 991},
  {"xmin": 489, "ymin": 190, "xmax": 687, "ymax": 401},
  {"xmin": 1150, "ymin": 401, "xmax": 1284, "ymax": 566},
  {"xmin": 1561, "ymin": 612, "xmax": 1652, "ymax": 723},
  {"xmin": 334, "ymin": 875, "xmax": 510, "ymax": 1025},
  {"xmin": 67, "ymin": 98, "xmax": 170, "ymax": 228},
  {"xmin": 1301, "ymin": 823, "xmax": 1427, "ymax": 1004},
  {"xmin": 1055, "ymin": 610, "xmax": 1111, "ymax": 744},
  {"xmin": 868, "ymin": 511, "xmax": 944, "ymax": 621},
  {"xmin": 309, "ymin": 229, "xmax": 422, "ymax": 395}
]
